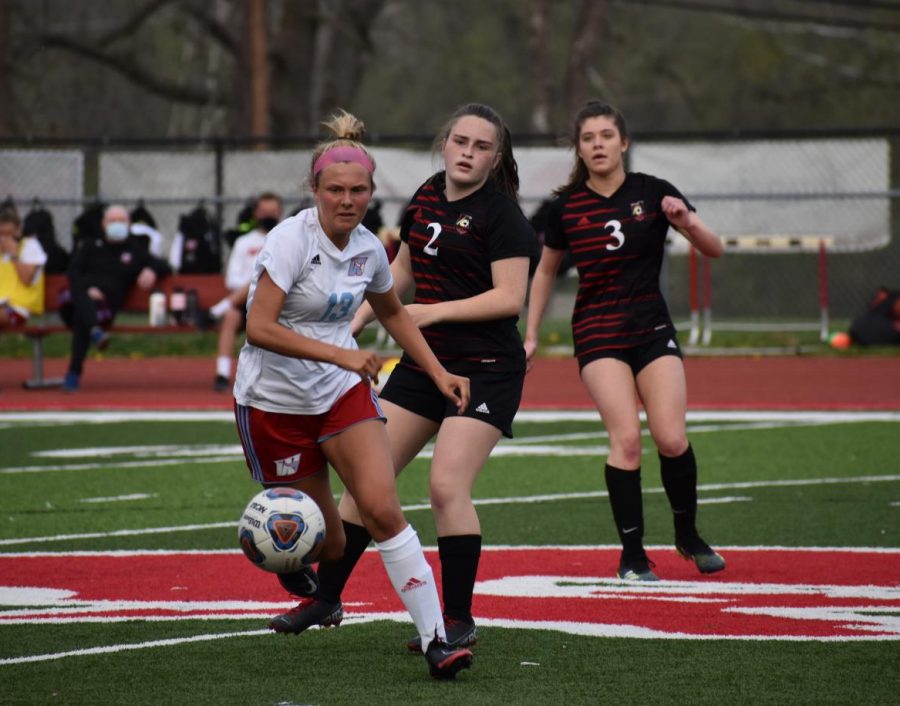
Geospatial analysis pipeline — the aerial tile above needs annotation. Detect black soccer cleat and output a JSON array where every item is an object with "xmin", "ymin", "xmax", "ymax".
[
  {"xmin": 268, "ymin": 598, "xmax": 343, "ymax": 634},
  {"xmin": 617, "ymin": 552, "xmax": 660, "ymax": 581},
  {"xmin": 676, "ymin": 534, "xmax": 726, "ymax": 574},
  {"xmin": 423, "ymin": 634, "xmax": 473, "ymax": 680},
  {"xmin": 408, "ymin": 616, "xmax": 477, "ymax": 654}
]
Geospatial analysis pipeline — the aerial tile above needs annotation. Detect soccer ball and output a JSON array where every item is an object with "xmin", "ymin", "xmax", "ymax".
[{"xmin": 237, "ymin": 487, "xmax": 326, "ymax": 573}]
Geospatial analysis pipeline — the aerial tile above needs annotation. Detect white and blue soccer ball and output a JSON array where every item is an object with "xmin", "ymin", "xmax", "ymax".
[{"xmin": 238, "ymin": 487, "xmax": 326, "ymax": 573}]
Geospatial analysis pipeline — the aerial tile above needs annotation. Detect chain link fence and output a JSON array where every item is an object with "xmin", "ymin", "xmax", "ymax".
[{"xmin": 1, "ymin": 131, "xmax": 896, "ymax": 332}]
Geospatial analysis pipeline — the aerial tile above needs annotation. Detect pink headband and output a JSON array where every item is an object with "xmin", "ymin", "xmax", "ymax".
[{"xmin": 312, "ymin": 146, "xmax": 375, "ymax": 177}]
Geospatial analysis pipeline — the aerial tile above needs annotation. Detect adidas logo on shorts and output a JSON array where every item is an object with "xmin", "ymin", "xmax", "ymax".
[
  {"xmin": 475, "ymin": 402, "xmax": 490, "ymax": 414},
  {"xmin": 667, "ymin": 339, "xmax": 678, "ymax": 349}
]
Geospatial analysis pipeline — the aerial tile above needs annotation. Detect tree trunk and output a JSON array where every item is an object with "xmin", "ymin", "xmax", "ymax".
[
  {"xmin": 527, "ymin": 0, "xmax": 552, "ymax": 134},
  {"xmin": 246, "ymin": 0, "xmax": 270, "ymax": 144},
  {"xmin": 564, "ymin": 0, "xmax": 608, "ymax": 121}
]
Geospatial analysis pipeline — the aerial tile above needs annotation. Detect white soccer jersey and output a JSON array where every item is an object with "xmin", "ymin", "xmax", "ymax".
[
  {"xmin": 233, "ymin": 208, "xmax": 393, "ymax": 414},
  {"xmin": 225, "ymin": 229, "xmax": 267, "ymax": 291}
]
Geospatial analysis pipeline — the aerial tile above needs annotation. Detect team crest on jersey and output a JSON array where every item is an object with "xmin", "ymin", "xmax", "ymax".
[
  {"xmin": 631, "ymin": 201, "xmax": 645, "ymax": 221},
  {"xmin": 455, "ymin": 214, "xmax": 473, "ymax": 230},
  {"xmin": 348, "ymin": 256, "xmax": 368, "ymax": 276}
]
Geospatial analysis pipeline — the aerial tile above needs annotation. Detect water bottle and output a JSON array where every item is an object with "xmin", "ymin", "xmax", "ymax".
[
  {"xmin": 149, "ymin": 290, "xmax": 167, "ymax": 326},
  {"xmin": 186, "ymin": 288, "xmax": 199, "ymax": 327}
]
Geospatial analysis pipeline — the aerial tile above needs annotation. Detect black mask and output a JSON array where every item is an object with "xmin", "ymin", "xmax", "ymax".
[{"xmin": 257, "ymin": 216, "xmax": 279, "ymax": 233}]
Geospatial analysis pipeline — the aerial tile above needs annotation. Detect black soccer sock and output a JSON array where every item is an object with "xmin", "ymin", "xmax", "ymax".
[
  {"xmin": 315, "ymin": 521, "xmax": 372, "ymax": 604},
  {"xmin": 660, "ymin": 444, "xmax": 698, "ymax": 540},
  {"xmin": 437, "ymin": 534, "xmax": 482, "ymax": 623},
  {"xmin": 604, "ymin": 464, "xmax": 645, "ymax": 559}
]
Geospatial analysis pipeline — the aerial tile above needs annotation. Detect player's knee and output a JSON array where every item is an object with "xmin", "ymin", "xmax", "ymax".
[
  {"xmin": 357, "ymin": 499, "xmax": 404, "ymax": 541},
  {"xmin": 429, "ymin": 477, "xmax": 463, "ymax": 515},
  {"xmin": 654, "ymin": 434, "xmax": 688, "ymax": 458},
  {"xmin": 611, "ymin": 433, "xmax": 643, "ymax": 467}
]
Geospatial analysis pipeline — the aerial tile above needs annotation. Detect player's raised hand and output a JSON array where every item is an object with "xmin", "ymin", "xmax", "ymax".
[{"xmin": 661, "ymin": 195, "xmax": 693, "ymax": 229}]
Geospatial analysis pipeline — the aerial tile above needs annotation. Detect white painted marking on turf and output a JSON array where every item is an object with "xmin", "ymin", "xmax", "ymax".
[
  {"xmin": 0, "ymin": 587, "xmax": 77, "ymax": 604},
  {"xmin": 724, "ymin": 606, "xmax": 900, "ymax": 634},
  {"xmin": 698, "ymin": 496, "xmax": 752, "ymax": 505},
  {"xmin": 34, "ymin": 445, "xmax": 242, "ymax": 459},
  {"xmin": 79, "ymin": 494, "xmax": 157, "ymax": 504},
  {"xmin": 469, "ymin": 617, "xmax": 900, "ymax": 641},
  {"xmin": 0, "ymin": 475, "xmax": 896, "ymax": 546},
  {"xmin": 0, "ymin": 456, "xmax": 238, "ymax": 475},
  {"xmin": 474, "ymin": 575, "xmax": 900, "ymax": 601},
  {"xmin": 0, "ymin": 522, "xmax": 235, "ymax": 546},
  {"xmin": 0, "ymin": 629, "xmax": 271, "ymax": 666}
]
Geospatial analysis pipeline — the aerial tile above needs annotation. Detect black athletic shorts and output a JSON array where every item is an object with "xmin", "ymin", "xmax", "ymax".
[
  {"xmin": 578, "ymin": 333, "xmax": 683, "ymax": 376},
  {"xmin": 379, "ymin": 363, "xmax": 525, "ymax": 438}
]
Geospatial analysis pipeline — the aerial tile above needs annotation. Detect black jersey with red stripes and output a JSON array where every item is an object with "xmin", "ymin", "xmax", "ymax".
[
  {"xmin": 543, "ymin": 172, "xmax": 693, "ymax": 357},
  {"xmin": 397, "ymin": 171, "xmax": 536, "ymax": 373}
]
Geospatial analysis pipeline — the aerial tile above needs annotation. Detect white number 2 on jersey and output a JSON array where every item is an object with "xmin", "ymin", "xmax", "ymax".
[
  {"xmin": 424, "ymin": 223, "xmax": 441, "ymax": 256},
  {"xmin": 604, "ymin": 220, "xmax": 625, "ymax": 251}
]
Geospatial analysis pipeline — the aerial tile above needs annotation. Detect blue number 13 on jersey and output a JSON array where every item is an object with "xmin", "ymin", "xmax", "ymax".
[{"xmin": 321, "ymin": 292, "xmax": 355, "ymax": 321}]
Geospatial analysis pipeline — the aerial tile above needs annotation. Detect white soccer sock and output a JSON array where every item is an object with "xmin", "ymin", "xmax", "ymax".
[
  {"xmin": 375, "ymin": 524, "xmax": 445, "ymax": 647},
  {"xmin": 216, "ymin": 356, "xmax": 231, "ymax": 378}
]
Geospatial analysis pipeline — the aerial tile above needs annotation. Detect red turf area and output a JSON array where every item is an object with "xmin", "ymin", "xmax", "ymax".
[{"xmin": 1, "ymin": 354, "xmax": 899, "ymax": 411}]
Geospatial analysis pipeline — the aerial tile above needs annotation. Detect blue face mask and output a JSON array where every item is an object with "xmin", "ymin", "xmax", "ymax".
[{"xmin": 105, "ymin": 222, "xmax": 130, "ymax": 242}]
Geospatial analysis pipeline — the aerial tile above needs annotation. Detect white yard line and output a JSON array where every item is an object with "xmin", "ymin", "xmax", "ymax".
[
  {"xmin": 0, "ymin": 474, "xmax": 896, "ymax": 547},
  {"xmin": 0, "ymin": 629, "xmax": 271, "ymax": 666}
]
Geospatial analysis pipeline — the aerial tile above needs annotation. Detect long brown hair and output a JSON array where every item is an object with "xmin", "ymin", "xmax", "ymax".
[
  {"xmin": 555, "ymin": 100, "xmax": 629, "ymax": 195},
  {"xmin": 434, "ymin": 103, "xmax": 520, "ymax": 201}
]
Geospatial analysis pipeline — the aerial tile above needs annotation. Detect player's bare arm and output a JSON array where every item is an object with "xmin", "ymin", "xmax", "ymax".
[
  {"xmin": 246, "ymin": 270, "xmax": 379, "ymax": 379},
  {"xmin": 405, "ymin": 256, "xmax": 530, "ymax": 328},
  {"xmin": 367, "ymin": 287, "xmax": 470, "ymax": 412},
  {"xmin": 662, "ymin": 195, "xmax": 724, "ymax": 258},
  {"xmin": 524, "ymin": 246, "xmax": 566, "ymax": 370}
]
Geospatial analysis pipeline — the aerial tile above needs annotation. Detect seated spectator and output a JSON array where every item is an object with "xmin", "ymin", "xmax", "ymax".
[
  {"xmin": 61, "ymin": 204, "xmax": 171, "ymax": 391},
  {"xmin": 210, "ymin": 191, "xmax": 283, "ymax": 392},
  {"xmin": 0, "ymin": 209, "xmax": 48, "ymax": 329}
]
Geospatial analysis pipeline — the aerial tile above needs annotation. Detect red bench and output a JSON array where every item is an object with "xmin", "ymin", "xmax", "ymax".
[{"xmin": 18, "ymin": 273, "xmax": 228, "ymax": 389}]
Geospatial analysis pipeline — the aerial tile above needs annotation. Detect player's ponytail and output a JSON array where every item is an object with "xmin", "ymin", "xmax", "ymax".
[
  {"xmin": 555, "ymin": 100, "xmax": 629, "ymax": 196},
  {"xmin": 309, "ymin": 109, "xmax": 376, "ymax": 187},
  {"xmin": 436, "ymin": 103, "xmax": 520, "ymax": 202}
]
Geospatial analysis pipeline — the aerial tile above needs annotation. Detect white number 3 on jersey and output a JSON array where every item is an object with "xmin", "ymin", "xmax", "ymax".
[{"xmin": 604, "ymin": 219, "xmax": 625, "ymax": 250}]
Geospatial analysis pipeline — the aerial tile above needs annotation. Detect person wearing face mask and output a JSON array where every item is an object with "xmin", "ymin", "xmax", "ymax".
[
  {"xmin": 210, "ymin": 192, "xmax": 283, "ymax": 392},
  {"xmin": 61, "ymin": 204, "xmax": 171, "ymax": 391}
]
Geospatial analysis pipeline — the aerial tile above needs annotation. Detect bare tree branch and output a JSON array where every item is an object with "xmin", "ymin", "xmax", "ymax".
[
  {"xmin": 179, "ymin": 0, "xmax": 241, "ymax": 57},
  {"xmin": 619, "ymin": 0, "xmax": 900, "ymax": 35},
  {"xmin": 40, "ymin": 34, "xmax": 224, "ymax": 106},
  {"xmin": 96, "ymin": 0, "xmax": 175, "ymax": 46}
]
